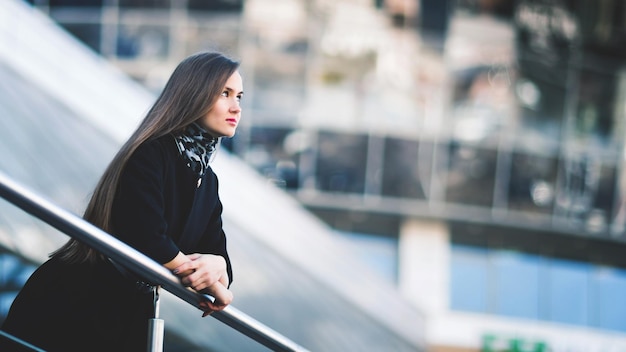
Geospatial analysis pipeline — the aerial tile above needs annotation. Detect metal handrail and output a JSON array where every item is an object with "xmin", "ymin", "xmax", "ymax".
[
  {"xmin": 0, "ymin": 171, "xmax": 309, "ymax": 352},
  {"xmin": 0, "ymin": 330, "xmax": 45, "ymax": 352}
]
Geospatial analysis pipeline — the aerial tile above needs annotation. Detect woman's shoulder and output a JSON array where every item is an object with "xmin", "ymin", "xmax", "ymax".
[
  {"xmin": 133, "ymin": 135, "xmax": 177, "ymax": 160},
  {"xmin": 120, "ymin": 135, "xmax": 188, "ymax": 189},
  {"xmin": 123, "ymin": 135, "xmax": 180, "ymax": 176}
]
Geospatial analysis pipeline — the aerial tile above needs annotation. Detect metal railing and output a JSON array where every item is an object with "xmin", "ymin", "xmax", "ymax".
[
  {"xmin": 0, "ymin": 171, "xmax": 309, "ymax": 352},
  {"xmin": 0, "ymin": 330, "xmax": 45, "ymax": 352}
]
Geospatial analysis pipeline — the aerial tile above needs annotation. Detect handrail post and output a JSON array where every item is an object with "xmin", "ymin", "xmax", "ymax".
[{"xmin": 147, "ymin": 285, "xmax": 164, "ymax": 352}]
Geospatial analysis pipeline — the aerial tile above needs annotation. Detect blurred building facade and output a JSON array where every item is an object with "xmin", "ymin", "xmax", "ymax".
[{"xmin": 19, "ymin": 0, "xmax": 626, "ymax": 351}]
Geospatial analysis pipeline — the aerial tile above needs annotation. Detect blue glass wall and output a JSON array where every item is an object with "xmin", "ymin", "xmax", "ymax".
[{"xmin": 451, "ymin": 244, "xmax": 626, "ymax": 332}]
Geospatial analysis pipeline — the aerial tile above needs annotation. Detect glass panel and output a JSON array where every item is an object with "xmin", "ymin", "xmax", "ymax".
[
  {"xmin": 514, "ymin": 0, "xmax": 575, "ymax": 155},
  {"xmin": 244, "ymin": 36, "xmax": 307, "ymax": 119},
  {"xmin": 116, "ymin": 24, "xmax": 169, "ymax": 59},
  {"xmin": 589, "ymin": 267, "xmax": 626, "ymax": 332},
  {"xmin": 593, "ymin": 164, "xmax": 617, "ymax": 233},
  {"xmin": 185, "ymin": 21, "xmax": 241, "ymax": 58},
  {"xmin": 513, "ymin": 75, "xmax": 565, "ymax": 154},
  {"xmin": 49, "ymin": 0, "xmax": 103, "ymax": 7},
  {"xmin": 445, "ymin": 143, "xmax": 497, "ymax": 207},
  {"xmin": 555, "ymin": 159, "xmax": 616, "ymax": 233},
  {"xmin": 336, "ymin": 231, "xmax": 397, "ymax": 283},
  {"xmin": 118, "ymin": 0, "xmax": 169, "ymax": 8},
  {"xmin": 508, "ymin": 152, "xmax": 558, "ymax": 214},
  {"xmin": 188, "ymin": 0, "xmax": 243, "ymax": 11},
  {"xmin": 450, "ymin": 245, "xmax": 488, "ymax": 313},
  {"xmin": 547, "ymin": 259, "xmax": 589, "ymax": 325},
  {"xmin": 450, "ymin": 65, "xmax": 511, "ymax": 147},
  {"xmin": 493, "ymin": 251, "xmax": 540, "ymax": 319},
  {"xmin": 381, "ymin": 137, "xmax": 427, "ymax": 199},
  {"xmin": 316, "ymin": 131, "xmax": 367, "ymax": 194},
  {"xmin": 238, "ymin": 127, "xmax": 300, "ymax": 189},
  {"xmin": 569, "ymin": 68, "xmax": 619, "ymax": 151}
]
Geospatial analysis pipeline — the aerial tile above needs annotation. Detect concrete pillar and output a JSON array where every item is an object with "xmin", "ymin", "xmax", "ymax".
[{"xmin": 398, "ymin": 217, "xmax": 450, "ymax": 317}]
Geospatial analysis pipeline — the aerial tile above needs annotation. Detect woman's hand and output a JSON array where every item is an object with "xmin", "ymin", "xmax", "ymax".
[
  {"xmin": 172, "ymin": 253, "xmax": 229, "ymax": 292},
  {"xmin": 167, "ymin": 252, "xmax": 233, "ymax": 316},
  {"xmin": 198, "ymin": 282, "xmax": 233, "ymax": 317}
]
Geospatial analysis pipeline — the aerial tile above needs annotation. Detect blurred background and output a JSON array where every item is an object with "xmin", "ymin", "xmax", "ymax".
[{"xmin": 2, "ymin": 0, "xmax": 626, "ymax": 351}]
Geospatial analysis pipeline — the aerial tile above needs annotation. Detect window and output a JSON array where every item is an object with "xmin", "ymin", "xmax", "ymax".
[
  {"xmin": 116, "ymin": 24, "xmax": 169, "ymax": 59},
  {"xmin": 590, "ymin": 268, "xmax": 626, "ymax": 331},
  {"xmin": 316, "ymin": 131, "xmax": 368, "ymax": 194},
  {"xmin": 381, "ymin": 137, "xmax": 427, "ymax": 199},
  {"xmin": 508, "ymin": 153, "xmax": 558, "ymax": 214},
  {"xmin": 118, "ymin": 0, "xmax": 169, "ymax": 9},
  {"xmin": 336, "ymin": 231, "xmax": 397, "ymax": 283},
  {"xmin": 547, "ymin": 259, "xmax": 589, "ymax": 325},
  {"xmin": 187, "ymin": 0, "xmax": 243, "ymax": 12},
  {"xmin": 49, "ymin": 0, "xmax": 103, "ymax": 7},
  {"xmin": 493, "ymin": 251, "xmax": 541, "ymax": 319},
  {"xmin": 444, "ymin": 143, "xmax": 497, "ymax": 207},
  {"xmin": 450, "ymin": 246, "xmax": 488, "ymax": 312}
]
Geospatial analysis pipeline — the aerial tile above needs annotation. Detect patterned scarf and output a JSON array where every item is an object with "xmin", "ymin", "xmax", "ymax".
[{"xmin": 173, "ymin": 122, "xmax": 219, "ymax": 177}]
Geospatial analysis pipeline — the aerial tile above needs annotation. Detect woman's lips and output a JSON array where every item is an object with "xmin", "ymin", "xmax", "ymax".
[{"xmin": 226, "ymin": 118, "xmax": 238, "ymax": 126}]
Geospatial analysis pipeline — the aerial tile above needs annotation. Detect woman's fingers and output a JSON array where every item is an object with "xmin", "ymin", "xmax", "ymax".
[
  {"xmin": 200, "ymin": 302, "xmax": 227, "ymax": 317},
  {"xmin": 172, "ymin": 261, "xmax": 195, "ymax": 275},
  {"xmin": 176, "ymin": 254, "xmax": 227, "ymax": 289},
  {"xmin": 210, "ymin": 283, "xmax": 233, "ymax": 305},
  {"xmin": 186, "ymin": 253, "xmax": 202, "ymax": 261},
  {"xmin": 172, "ymin": 253, "xmax": 213, "ymax": 273},
  {"xmin": 183, "ymin": 268, "xmax": 220, "ymax": 289},
  {"xmin": 218, "ymin": 274, "xmax": 229, "ymax": 288},
  {"xmin": 198, "ymin": 283, "xmax": 232, "ymax": 317}
]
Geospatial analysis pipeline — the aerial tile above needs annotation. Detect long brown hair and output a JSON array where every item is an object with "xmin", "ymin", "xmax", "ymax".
[{"xmin": 53, "ymin": 52, "xmax": 240, "ymax": 263}]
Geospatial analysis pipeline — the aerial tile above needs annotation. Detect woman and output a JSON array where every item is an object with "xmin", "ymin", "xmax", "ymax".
[{"xmin": 1, "ymin": 52, "xmax": 243, "ymax": 351}]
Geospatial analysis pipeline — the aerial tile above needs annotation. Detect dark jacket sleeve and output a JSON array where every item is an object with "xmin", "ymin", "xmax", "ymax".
[
  {"xmin": 111, "ymin": 141, "xmax": 180, "ymax": 264},
  {"xmin": 197, "ymin": 175, "xmax": 233, "ymax": 286}
]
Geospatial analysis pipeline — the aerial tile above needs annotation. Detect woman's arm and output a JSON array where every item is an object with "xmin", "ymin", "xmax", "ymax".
[
  {"xmin": 163, "ymin": 252, "xmax": 192, "ymax": 274},
  {"xmin": 196, "ymin": 189, "xmax": 234, "ymax": 287},
  {"xmin": 112, "ymin": 140, "xmax": 180, "ymax": 263}
]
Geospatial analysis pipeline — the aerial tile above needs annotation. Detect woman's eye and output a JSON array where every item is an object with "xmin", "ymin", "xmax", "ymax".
[
  {"xmin": 236, "ymin": 95, "xmax": 242, "ymax": 102},
  {"xmin": 221, "ymin": 91, "xmax": 229, "ymax": 97}
]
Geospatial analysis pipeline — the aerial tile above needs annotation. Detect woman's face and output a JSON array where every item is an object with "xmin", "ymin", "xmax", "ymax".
[{"xmin": 200, "ymin": 71, "xmax": 243, "ymax": 138}]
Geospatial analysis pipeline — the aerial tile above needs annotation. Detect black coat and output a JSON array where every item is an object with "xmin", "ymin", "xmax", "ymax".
[{"xmin": 1, "ymin": 135, "xmax": 232, "ymax": 351}]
